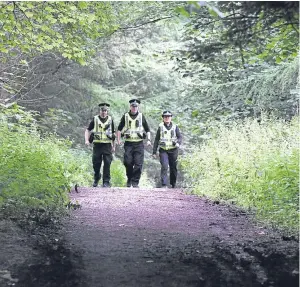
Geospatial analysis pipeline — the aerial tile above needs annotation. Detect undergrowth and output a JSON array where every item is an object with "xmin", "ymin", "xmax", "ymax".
[
  {"xmin": 0, "ymin": 104, "xmax": 128, "ymax": 222},
  {"xmin": 181, "ymin": 115, "xmax": 299, "ymax": 234},
  {"xmin": 0, "ymin": 105, "xmax": 90, "ymax": 220}
]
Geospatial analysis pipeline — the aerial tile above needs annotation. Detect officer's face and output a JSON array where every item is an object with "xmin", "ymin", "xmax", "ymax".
[
  {"xmin": 163, "ymin": 115, "xmax": 172, "ymax": 124},
  {"xmin": 130, "ymin": 105, "xmax": 138, "ymax": 114},
  {"xmin": 99, "ymin": 109, "xmax": 108, "ymax": 118}
]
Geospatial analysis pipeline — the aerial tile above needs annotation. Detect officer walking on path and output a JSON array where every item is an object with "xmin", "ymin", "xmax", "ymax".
[
  {"xmin": 117, "ymin": 99, "xmax": 151, "ymax": 188},
  {"xmin": 152, "ymin": 110, "xmax": 182, "ymax": 188},
  {"xmin": 85, "ymin": 103, "xmax": 116, "ymax": 187}
]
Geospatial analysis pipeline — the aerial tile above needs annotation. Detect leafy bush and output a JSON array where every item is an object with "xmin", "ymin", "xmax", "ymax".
[
  {"xmin": 0, "ymin": 105, "xmax": 91, "ymax": 210},
  {"xmin": 181, "ymin": 115, "xmax": 299, "ymax": 232}
]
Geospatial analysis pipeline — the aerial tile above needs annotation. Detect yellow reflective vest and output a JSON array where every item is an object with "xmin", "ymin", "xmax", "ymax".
[
  {"xmin": 93, "ymin": 115, "xmax": 113, "ymax": 143},
  {"xmin": 159, "ymin": 122, "xmax": 177, "ymax": 150},
  {"xmin": 122, "ymin": 112, "xmax": 144, "ymax": 142}
]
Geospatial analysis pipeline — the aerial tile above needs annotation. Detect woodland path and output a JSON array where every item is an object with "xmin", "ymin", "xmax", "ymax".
[
  {"xmin": 1, "ymin": 187, "xmax": 298, "ymax": 287},
  {"xmin": 64, "ymin": 187, "xmax": 298, "ymax": 287}
]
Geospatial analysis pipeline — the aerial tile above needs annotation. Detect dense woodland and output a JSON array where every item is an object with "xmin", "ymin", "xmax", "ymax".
[{"xmin": 0, "ymin": 1, "xmax": 299, "ymax": 234}]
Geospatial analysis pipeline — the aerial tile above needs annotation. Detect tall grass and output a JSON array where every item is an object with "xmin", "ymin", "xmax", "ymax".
[{"xmin": 181, "ymin": 115, "xmax": 299, "ymax": 232}]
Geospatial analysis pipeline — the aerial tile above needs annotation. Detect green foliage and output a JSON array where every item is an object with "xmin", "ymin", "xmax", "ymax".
[
  {"xmin": 255, "ymin": 21, "xmax": 299, "ymax": 64},
  {"xmin": 110, "ymin": 157, "xmax": 127, "ymax": 187},
  {"xmin": 181, "ymin": 115, "xmax": 299, "ymax": 233},
  {"xmin": 0, "ymin": 105, "xmax": 91, "ymax": 209},
  {"xmin": 171, "ymin": 58, "xmax": 299, "ymax": 145},
  {"xmin": 1, "ymin": 2, "xmax": 298, "ymax": 204},
  {"xmin": 23, "ymin": 17, "xmax": 185, "ymax": 146},
  {"xmin": 0, "ymin": 1, "xmax": 117, "ymax": 63},
  {"xmin": 176, "ymin": 1, "xmax": 299, "ymax": 82}
]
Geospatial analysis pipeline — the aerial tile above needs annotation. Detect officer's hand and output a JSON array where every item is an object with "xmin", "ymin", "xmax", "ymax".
[
  {"xmin": 146, "ymin": 140, "xmax": 151, "ymax": 146},
  {"xmin": 175, "ymin": 143, "xmax": 180, "ymax": 148},
  {"xmin": 112, "ymin": 146, "xmax": 116, "ymax": 153},
  {"xmin": 85, "ymin": 141, "xmax": 90, "ymax": 146},
  {"xmin": 152, "ymin": 153, "xmax": 157, "ymax": 159}
]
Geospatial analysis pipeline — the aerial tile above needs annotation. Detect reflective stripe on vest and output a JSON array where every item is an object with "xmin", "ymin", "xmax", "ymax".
[
  {"xmin": 123, "ymin": 112, "xmax": 144, "ymax": 142},
  {"xmin": 93, "ymin": 115, "xmax": 112, "ymax": 143},
  {"xmin": 159, "ymin": 122, "xmax": 177, "ymax": 150}
]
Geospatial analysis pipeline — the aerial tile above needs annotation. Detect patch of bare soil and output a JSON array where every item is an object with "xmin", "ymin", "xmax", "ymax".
[{"xmin": 1, "ymin": 187, "xmax": 298, "ymax": 287}]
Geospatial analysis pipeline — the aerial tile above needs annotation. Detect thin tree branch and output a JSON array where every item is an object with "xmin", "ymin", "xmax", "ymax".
[
  {"xmin": 16, "ymin": 75, "xmax": 44, "ymax": 100},
  {"xmin": 119, "ymin": 16, "xmax": 172, "ymax": 30},
  {"xmin": 107, "ymin": 16, "xmax": 173, "ymax": 37},
  {"xmin": 18, "ymin": 87, "xmax": 67, "ymax": 104}
]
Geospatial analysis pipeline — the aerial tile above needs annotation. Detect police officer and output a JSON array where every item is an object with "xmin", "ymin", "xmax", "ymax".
[
  {"xmin": 117, "ymin": 99, "xmax": 151, "ymax": 188},
  {"xmin": 152, "ymin": 110, "xmax": 182, "ymax": 188},
  {"xmin": 85, "ymin": 103, "xmax": 115, "ymax": 187}
]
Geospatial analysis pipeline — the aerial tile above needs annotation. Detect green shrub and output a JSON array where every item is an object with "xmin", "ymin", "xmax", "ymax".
[
  {"xmin": 181, "ymin": 115, "xmax": 299, "ymax": 232},
  {"xmin": 0, "ymin": 105, "xmax": 91, "ymax": 210}
]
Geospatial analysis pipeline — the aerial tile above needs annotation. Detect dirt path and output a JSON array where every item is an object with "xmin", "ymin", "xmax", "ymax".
[{"xmin": 2, "ymin": 187, "xmax": 299, "ymax": 287}]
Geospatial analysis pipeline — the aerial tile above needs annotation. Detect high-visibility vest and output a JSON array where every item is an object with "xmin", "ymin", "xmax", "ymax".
[
  {"xmin": 93, "ymin": 115, "xmax": 113, "ymax": 143},
  {"xmin": 159, "ymin": 122, "xmax": 177, "ymax": 150},
  {"xmin": 122, "ymin": 112, "xmax": 144, "ymax": 142}
]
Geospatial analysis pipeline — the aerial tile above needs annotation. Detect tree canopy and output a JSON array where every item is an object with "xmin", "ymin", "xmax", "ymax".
[
  {"xmin": 174, "ymin": 1, "xmax": 299, "ymax": 82},
  {"xmin": 0, "ymin": 1, "xmax": 116, "ymax": 63}
]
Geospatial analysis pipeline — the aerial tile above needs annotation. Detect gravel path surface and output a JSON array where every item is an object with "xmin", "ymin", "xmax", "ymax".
[
  {"xmin": 61, "ymin": 187, "xmax": 298, "ymax": 287},
  {"xmin": 1, "ymin": 186, "xmax": 298, "ymax": 287}
]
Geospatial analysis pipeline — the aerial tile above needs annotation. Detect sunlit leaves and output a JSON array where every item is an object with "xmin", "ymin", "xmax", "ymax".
[{"xmin": 0, "ymin": 1, "xmax": 117, "ymax": 63}]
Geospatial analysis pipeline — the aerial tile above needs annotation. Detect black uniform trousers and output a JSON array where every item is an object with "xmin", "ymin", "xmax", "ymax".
[
  {"xmin": 92, "ymin": 143, "xmax": 113, "ymax": 184},
  {"xmin": 124, "ymin": 141, "xmax": 144, "ymax": 185},
  {"xmin": 159, "ymin": 147, "xmax": 178, "ymax": 187}
]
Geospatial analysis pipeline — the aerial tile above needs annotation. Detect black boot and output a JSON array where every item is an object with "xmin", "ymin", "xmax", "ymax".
[
  {"xmin": 102, "ymin": 182, "xmax": 111, "ymax": 188},
  {"xmin": 132, "ymin": 181, "xmax": 139, "ymax": 188},
  {"xmin": 93, "ymin": 179, "xmax": 99, "ymax": 187},
  {"xmin": 126, "ymin": 179, "xmax": 131, "ymax": 187},
  {"xmin": 93, "ymin": 173, "xmax": 101, "ymax": 187}
]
